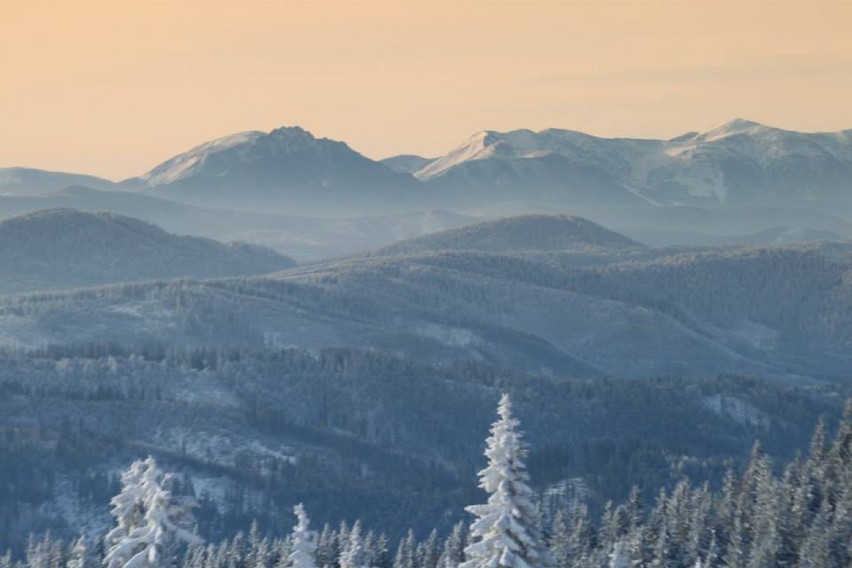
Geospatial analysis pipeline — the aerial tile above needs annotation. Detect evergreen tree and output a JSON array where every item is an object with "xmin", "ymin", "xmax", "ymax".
[
  {"xmin": 393, "ymin": 530, "xmax": 416, "ymax": 568},
  {"xmin": 460, "ymin": 394, "xmax": 548, "ymax": 568},
  {"xmin": 417, "ymin": 530, "xmax": 440, "ymax": 568},
  {"xmin": 103, "ymin": 457, "xmax": 201, "ymax": 568},
  {"xmin": 315, "ymin": 524, "xmax": 337, "ymax": 568},
  {"xmin": 69, "ymin": 537, "xmax": 91, "ymax": 568},
  {"xmin": 547, "ymin": 512, "xmax": 570, "ymax": 568},
  {"xmin": 567, "ymin": 504, "xmax": 593, "ymax": 564},
  {"xmin": 439, "ymin": 522, "xmax": 466, "ymax": 568},
  {"xmin": 288, "ymin": 504, "xmax": 318, "ymax": 568},
  {"xmin": 339, "ymin": 521, "xmax": 367, "ymax": 568}
]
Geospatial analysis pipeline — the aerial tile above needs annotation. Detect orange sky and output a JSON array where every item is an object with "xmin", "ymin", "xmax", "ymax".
[{"xmin": 1, "ymin": 0, "xmax": 851, "ymax": 180}]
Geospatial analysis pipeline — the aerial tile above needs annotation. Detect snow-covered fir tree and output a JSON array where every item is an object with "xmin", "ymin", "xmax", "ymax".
[
  {"xmin": 394, "ymin": 530, "xmax": 416, "ymax": 568},
  {"xmin": 287, "ymin": 504, "xmax": 317, "ymax": 568},
  {"xmin": 339, "ymin": 521, "xmax": 368, "ymax": 568},
  {"xmin": 460, "ymin": 394, "xmax": 549, "ymax": 568},
  {"xmin": 68, "ymin": 537, "xmax": 91, "ymax": 568},
  {"xmin": 103, "ymin": 457, "xmax": 201, "ymax": 568},
  {"xmin": 438, "ymin": 522, "xmax": 466, "ymax": 568}
]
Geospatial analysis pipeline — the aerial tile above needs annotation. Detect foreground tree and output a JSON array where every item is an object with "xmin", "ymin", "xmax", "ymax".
[
  {"xmin": 461, "ymin": 394, "xmax": 549, "ymax": 568},
  {"xmin": 103, "ymin": 457, "xmax": 201, "ymax": 568},
  {"xmin": 288, "ymin": 504, "xmax": 317, "ymax": 568}
]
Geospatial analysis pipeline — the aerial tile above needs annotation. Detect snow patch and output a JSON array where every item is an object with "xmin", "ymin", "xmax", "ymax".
[
  {"xmin": 702, "ymin": 395, "xmax": 771, "ymax": 429},
  {"xmin": 418, "ymin": 324, "xmax": 479, "ymax": 347},
  {"xmin": 141, "ymin": 131, "xmax": 264, "ymax": 186}
]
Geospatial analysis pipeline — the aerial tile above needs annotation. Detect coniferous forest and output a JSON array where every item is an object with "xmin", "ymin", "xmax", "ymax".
[{"xmin": 5, "ymin": 394, "xmax": 851, "ymax": 568}]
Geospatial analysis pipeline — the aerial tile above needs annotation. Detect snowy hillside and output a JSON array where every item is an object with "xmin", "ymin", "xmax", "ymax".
[
  {"xmin": 417, "ymin": 119, "xmax": 852, "ymax": 209},
  {"xmin": 125, "ymin": 126, "xmax": 422, "ymax": 215}
]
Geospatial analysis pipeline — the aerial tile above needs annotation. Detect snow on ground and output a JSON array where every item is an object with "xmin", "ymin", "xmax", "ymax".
[
  {"xmin": 152, "ymin": 427, "xmax": 299, "ymax": 473},
  {"xmin": 418, "ymin": 324, "xmax": 479, "ymax": 348},
  {"xmin": 141, "ymin": 131, "xmax": 264, "ymax": 186},
  {"xmin": 39, "ymin": 475, "xmax": 112, "ymax": 538},
  {"xmin": 702, "ymin": 394, "xmax": 771, "ymax": 429}
]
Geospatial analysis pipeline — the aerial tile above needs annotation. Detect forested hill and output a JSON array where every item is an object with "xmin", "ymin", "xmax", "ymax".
[
  {"xmin": 372, "ymin": 214, "xmax": 643, "ymax": 256},
  {"xmin": 0, "ymin": 345, "xmax": 846, "ymax": 550},
  {"xmin": 0, "ymin": 209, "xmax": 295, "ymax": 294},
  {"xmin": 2, "ymin": 240, "xmax": 852, "ymax": 380}
]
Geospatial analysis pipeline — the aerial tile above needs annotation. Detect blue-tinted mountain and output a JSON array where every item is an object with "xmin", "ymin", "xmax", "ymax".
[
  {"xmin": 125, "ymin": 127, "xmax": 423, "ymax": 215},
  {"xmin": 381, "ymin": 154, "xmax": 436, "ymax": 174},
  {"xmin": 0, "ymin": 167, "xmax": 116, "ymax": 196},
  {"xmin": 375, "ymin": 214, "xmax": 643, "ymax": 256},
  {"xmin": 417, "ymin": 119, "xmax": 852, "ymax": 210},
  {"xmin": 0, "ymin": 209, "xmax": 294, "ymax": 294}
]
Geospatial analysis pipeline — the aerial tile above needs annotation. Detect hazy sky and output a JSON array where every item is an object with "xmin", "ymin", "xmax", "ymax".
[{"xmin": 2, "ymin": 0, "xmax": 851, "ymax": 180}]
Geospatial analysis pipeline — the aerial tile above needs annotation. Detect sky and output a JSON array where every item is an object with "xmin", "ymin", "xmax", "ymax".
[{"xmin": 1, "ymin": 0, "xmax": 851, "ymax": 180}]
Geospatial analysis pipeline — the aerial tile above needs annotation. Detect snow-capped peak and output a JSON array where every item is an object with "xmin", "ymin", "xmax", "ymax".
[
  {"xmin": 137, "ymin": 127, "xmax": 353, "ymax": 188},
  {"xmin": 141, "ymin": 131, "xmax": 264, "ymax": 186},
  {"xmin": 415, "ymin": 129, "xmax": 560, "ymax": 180},
  {"xmin": 698, "ymin": 118, "xmax": 769, "ymax": 142},
  {"xmin": 414, "ymin": 130, "xmax": 502, "ymax": 180}
]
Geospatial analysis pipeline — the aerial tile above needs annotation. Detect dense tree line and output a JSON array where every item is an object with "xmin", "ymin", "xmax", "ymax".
[
  {"xmin": 0, "ymin": 346, "xmax": 847, "ymax": 554},
  {"xmin": 4, "ymin": 396, "xmax": 850, "ymax": 567},
  {"xmin": 2, "ymin": 242, "xmax": 852, "ymax": 379}
]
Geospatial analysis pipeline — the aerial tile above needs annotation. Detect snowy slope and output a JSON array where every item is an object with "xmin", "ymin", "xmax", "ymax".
[
  {"xmin": 125, "ymin": 126, "xmax": 422, "ymax": 215},
  {"xmin": 416, "ymin": 119, "xmax": 852, "ymax": 208},
  {"xmin": 381, "ymin": 154, "xmax": 436, "ymax": 174},
  {"xmin": 139, "ymin": 131, "xmax": 265, "ymax": 186}
]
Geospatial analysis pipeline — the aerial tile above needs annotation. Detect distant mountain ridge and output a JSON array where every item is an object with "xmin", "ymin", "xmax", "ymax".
[
  {"xmin": 0, "ymin": 167, "xmax": 116, "ymax": 196},
  {"xmin": 415, "ymin": 119, "xmax": 852, "ymax": 209},
  {"xmin": 0, "ymin": 209, "xmax": 295, "ymax": 294},
  {"xmin": 124, "ymin": 126, "xmax": 423, "ymax": 215},
  {"xmin": 4, "ymin": 119, "xmax": 852, "ymax": 224},
  {"xmin": 380, "ymin": 154, "xmax": 436, "ymax": 174}
]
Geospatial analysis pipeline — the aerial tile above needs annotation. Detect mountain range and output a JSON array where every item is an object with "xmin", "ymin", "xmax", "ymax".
[
  {"xmin": 0, "ymin": 186, "xmax": 479, "ymax": 261},
  {"xmin": 4, "ymin": 119, "xmax": 851, "ymax": 218},
  {"xmin": 411, "ymin": 119, "xmax": 852, "ymax": 209}
]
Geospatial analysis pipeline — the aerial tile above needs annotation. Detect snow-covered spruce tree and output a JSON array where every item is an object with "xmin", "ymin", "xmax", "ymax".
[
  {"xmin": 394, "ymin": 530, "xmax": 416, "ymax": 568},
  {"xmin": 288, "ymin": 504, "xmax": 318, "ymax": 568},
  {"xmin": 68, "ymin": 536, "xmax": 92, "ymax": 568},
  {"xmin": 104, "ymin": 458, "xmax": 152, "ymax": 558},
  {"xmin": 340, "ymin": 520, "xmax": 368, "ymax": 568},
  {"xmin": 439, "ymin": 522, "xmax": 467, "ymax": 568},
  {"xmin": 460, "ymin": 394, "xmax": 549, "ymax": 568},
  {"xmin": 103, "ymin": 457, "xmax": 201, "ymax": 568}
]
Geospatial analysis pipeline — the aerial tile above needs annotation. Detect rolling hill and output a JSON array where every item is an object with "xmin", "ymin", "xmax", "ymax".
[
  {"xmin": 2, "ymin": 215, "xmax": 851, "ymax": 380},
  {"xmin": 374, "ymin": 214, "xmax": 643, "ymax": 256},
  {"xmin": 0, "ymin": 209, "xmax": 295, "ymax": 294}
]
